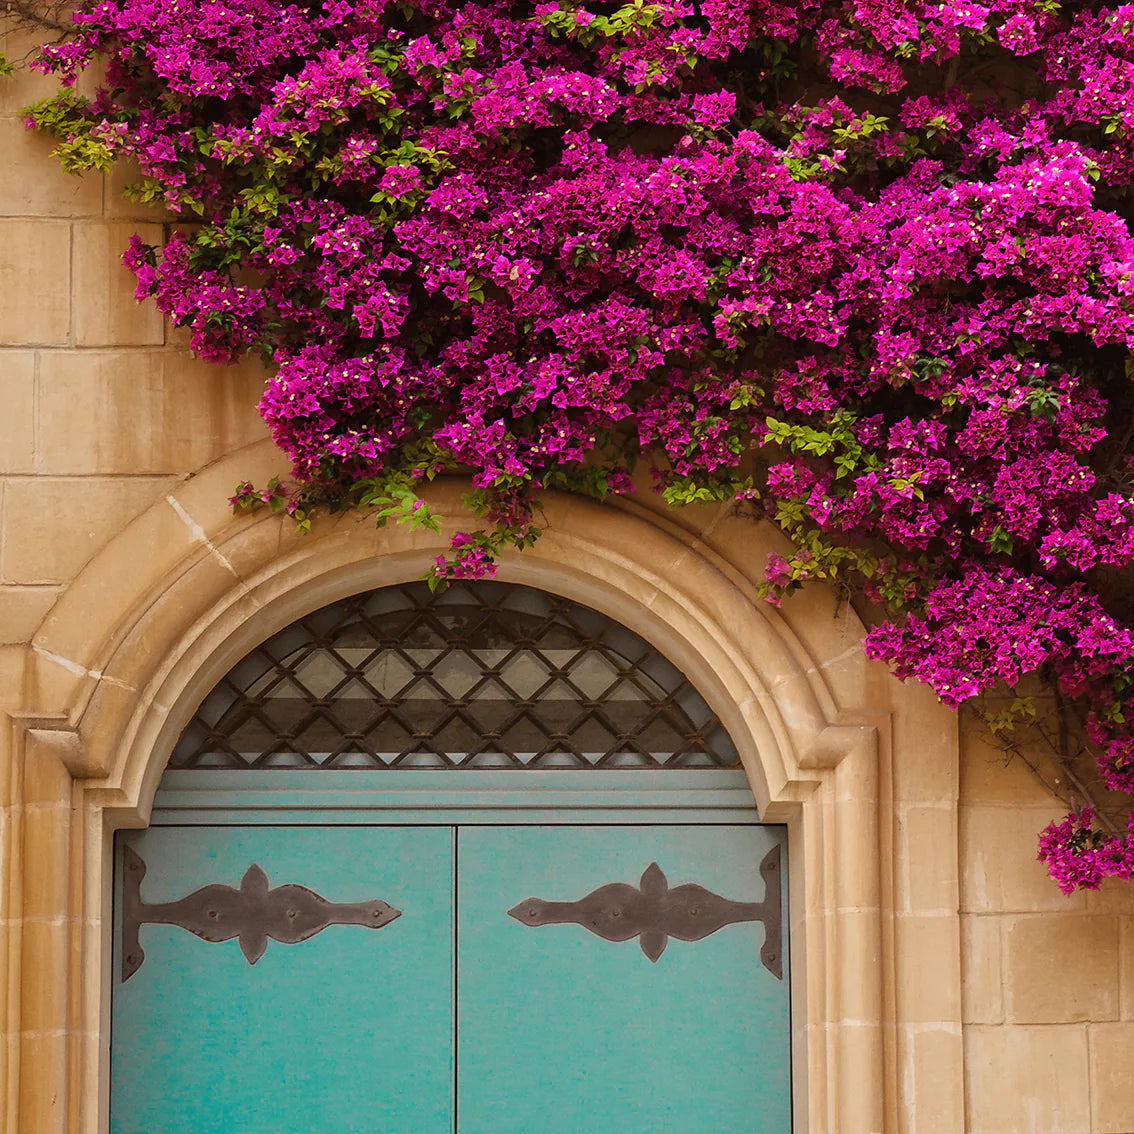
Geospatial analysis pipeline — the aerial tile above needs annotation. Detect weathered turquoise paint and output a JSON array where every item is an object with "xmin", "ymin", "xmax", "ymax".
[
  {"xmin": 114, "ymin": 779, "xmax": 791, "ymax": 1132},
  {"xmin": 456, "ymin": 825, "xmax": 791, "ymax": 1133},
  {"xmin": 111, "ymin": 826, "xmax": 454, "ymax": 1134},
  {"xmin": 150, "ymin": 769, "xmax": 761, "ymax": 826}
]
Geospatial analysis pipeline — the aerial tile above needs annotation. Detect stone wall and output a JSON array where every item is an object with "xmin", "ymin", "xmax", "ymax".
[
  {"xmin": 960, "ymin": 731, "xmax": 1134, "ymax": 1132},
  {"xmin": 0, "ymin": 28, "xmax": 268, "ymax": 691},
  {"xmin": 1, "ymin": 37, "xmax": 1133, "ymax": 1132}
]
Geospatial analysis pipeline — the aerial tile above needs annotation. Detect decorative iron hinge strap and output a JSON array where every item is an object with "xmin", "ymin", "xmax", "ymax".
[
  {"xmin": 120, "ymin": 846, "xmax": 401, "ymax": 982},
  {"xmin": 508, "ymin": 844, "xmax": 783, "ymax": 978}
]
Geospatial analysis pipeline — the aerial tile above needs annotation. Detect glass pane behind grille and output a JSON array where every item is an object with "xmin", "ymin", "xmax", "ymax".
[{"xmin": 168, "ymin": 581, "xmax": 739, "ymax": 769}]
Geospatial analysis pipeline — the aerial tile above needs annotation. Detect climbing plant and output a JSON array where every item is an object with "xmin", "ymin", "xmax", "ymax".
[{"xmin": 11, "ymin": 0, "xmax": 1134, "ymax": 890}]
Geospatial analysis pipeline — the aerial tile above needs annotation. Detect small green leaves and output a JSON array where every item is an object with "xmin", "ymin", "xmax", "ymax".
[
  {"xmin": 1022, "ymin": 381, "xmax": 1062, "ymax": 421},
  {"xmin": 22, "ymin": 92, "xmax": 118, "ymax": 174},
  {"xmin": 661, "ymin": 476, "xmax": 753, "ymax": 506},
  {"xmin": 982, "ymin": 697, "xmax": 1037, "ymax": 736},
  {"xmin": 570, "ymin": 241, "xmax": 601, "ymax": 267},
  {"xmin": 987, "ymin": 525, "xmax": 1015, "ymax": 554},
  {"xmin": 728, "ymin": 382, "xmax": 762, "ymax": 411},
  {"xmin": 231, "ymin": 473, "xmax": 442, "ymax": 539},
  {"xmin": 536, "ymin": 0, "xmax": 662, "ymax": 44},
  {"xmin": 763, "ymin": 412, "xmax": 876, "ymax": 477}
]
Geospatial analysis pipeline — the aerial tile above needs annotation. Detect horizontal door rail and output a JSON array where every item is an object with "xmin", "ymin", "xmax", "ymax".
[{"xmin": 150, "ymin": 769, "xmax": 766, "ymax": 826}]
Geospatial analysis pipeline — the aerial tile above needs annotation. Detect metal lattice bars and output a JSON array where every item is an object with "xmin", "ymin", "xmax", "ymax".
[{"xmin": 169, "ymin": 581, "xmax": 739, "ymax": 769}]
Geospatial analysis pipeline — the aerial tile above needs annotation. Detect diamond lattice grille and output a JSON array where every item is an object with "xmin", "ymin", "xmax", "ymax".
[{"xmin": 169, "ymin": 581, "xmax": 739, "ymax": 769}]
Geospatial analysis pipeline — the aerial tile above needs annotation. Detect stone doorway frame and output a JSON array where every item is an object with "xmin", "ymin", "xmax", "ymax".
[{"xmin": 1, "ymin": 442, "xmax": 965, "ymax": 1133}]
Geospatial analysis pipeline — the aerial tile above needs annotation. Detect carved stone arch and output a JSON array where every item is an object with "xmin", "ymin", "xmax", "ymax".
[{"xmin": 4, "ymin": 439, "xmax": 964, "ymax": 1134}]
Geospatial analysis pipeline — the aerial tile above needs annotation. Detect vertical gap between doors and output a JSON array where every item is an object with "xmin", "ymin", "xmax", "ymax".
[{"xmin": 452, "ymin": 825, "xmax": 459, "ymax": 1134}]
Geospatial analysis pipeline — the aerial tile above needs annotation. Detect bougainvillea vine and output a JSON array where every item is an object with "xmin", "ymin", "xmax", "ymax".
[{"xmin": 16, "ymin": 0, "xmax": 1134, "ymax": 890}]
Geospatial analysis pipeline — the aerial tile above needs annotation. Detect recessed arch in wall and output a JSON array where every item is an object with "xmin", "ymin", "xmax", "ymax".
[{"xmin": 3, "ymin": 446, "xmax": 964, "ymax": 1134}]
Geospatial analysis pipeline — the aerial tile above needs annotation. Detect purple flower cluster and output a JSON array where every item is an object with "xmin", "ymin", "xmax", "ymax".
[
  {"xmin": 1038, "ymin": 808, "xmax": 1134, "ymax": 894},
  {"xmin": 31, "ymin": 0, "xmax": 1134, "ymax": 889}
]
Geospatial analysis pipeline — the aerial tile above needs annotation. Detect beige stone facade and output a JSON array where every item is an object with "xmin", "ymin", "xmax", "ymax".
[{"xmin": 1, "ymin": 53, "xmax": 1132, "ymax": 1133}]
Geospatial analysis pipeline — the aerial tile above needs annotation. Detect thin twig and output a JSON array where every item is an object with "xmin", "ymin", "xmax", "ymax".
[{"xmin": 2, "ymin": 2, "xmax": 72, "ymax": 35}]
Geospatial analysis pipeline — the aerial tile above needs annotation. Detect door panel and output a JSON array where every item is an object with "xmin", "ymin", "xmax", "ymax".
[
  {"xmin": 456, "ymin": 825, "xmax": 790, "ymax": 1134},
  {"xmin": 111, "ymin": 826, "xmax": 454, "ymax": 1134}
]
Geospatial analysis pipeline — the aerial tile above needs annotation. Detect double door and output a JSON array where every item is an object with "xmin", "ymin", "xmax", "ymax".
[{"xmin": 112, "ymin": 824, "xmax": 790, "ymax": 1132}]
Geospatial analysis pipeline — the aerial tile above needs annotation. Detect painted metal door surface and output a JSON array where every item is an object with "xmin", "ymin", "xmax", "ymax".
[
  {"xmin": 111, "ymin": 826, "xmax": 454, "ymax": 1134},
  {"xmin": 112, "ymin": 823, "xmax": 788, "ymax": 1132},
  {"xmin": 457, "ymin": 825, "xmax": 790, "ymax": 1134}
]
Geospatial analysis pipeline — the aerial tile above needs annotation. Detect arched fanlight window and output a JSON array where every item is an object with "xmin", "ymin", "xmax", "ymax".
[{"xmin": 169, "ymin": 581, "xmax": 739, "ymax": 769}]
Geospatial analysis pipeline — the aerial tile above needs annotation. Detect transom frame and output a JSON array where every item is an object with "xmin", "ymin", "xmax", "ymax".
[{"xmin": 169, "ymin": 580, "xmax": 739, "ymax": 771}]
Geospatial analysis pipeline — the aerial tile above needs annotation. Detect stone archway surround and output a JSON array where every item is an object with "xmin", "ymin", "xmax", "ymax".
[{"xmin": 1, "ymin": 440, "xmax": 964, "ymax": 1134}]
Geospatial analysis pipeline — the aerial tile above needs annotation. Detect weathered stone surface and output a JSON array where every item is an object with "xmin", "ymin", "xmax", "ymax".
[
  {"xmin": 1, "ymin": 475, "xmax": 173, "ymax": 583},
  {"xmin": 961, "ymin": 914, "xmax": 1003, "ymax": 1025},
  {"xmin": 73, "ymin": 222, "xmax": 165, "ymax": 346},
  {"xmin": 965, "ymin": 1025, "xmax": 1090, "ymax": 1134},
  {"xmin": 1004, "ymin": 915, "xmax": 1118, "ymax": 1024},
  {"xmin": 35, "ymin": 350, "xmax": 268, "ymax": 474},
  {"xmin": 0, "ymin": 351, "xmax": 36, "ymax": 473},
  {"xmin": 0, "ymin": 116, "xmax": 102, "ymax": 215},
  {"xmin": 1090, "ymin": 1022, "xmax": 1134, "ymax": 1133},
  {"xmin": 0, "ymin": 584, "xmax": 62, "ymax": 644},
  {"xmin": 961, "ymin": 804, "xmax": 1088, "ymax": 914},
  {"xmin": 0, "ymin": 220, "xmax": 71, "ymax": 345}
]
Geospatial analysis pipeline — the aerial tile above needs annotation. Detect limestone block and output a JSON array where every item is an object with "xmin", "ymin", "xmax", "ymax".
[
  {"xmin": 0, "ymin": 475, "xmax": 173, "ymax": 583},
  {"xmin": 1121, "ymin": 918, "xmax": 1134, "ymax": 1020},
  {"xmin": 73, "ymin": 222, "xmax": 165, "ymax": 346},
  {"xmin": 20, "ymin": 805, "xmax": 71, "ymax": 931},
  {"xmin": 167, "ymin": 438, "xmax": 288, "ymax": 538},
  {"xmin": 0, "ymin": 351, "xmax": 35, "ymax": 472},
  {"xmin": 24, "ymin": 645, "xmax": 89, "ymax": 718},
  {"xmin": 965, "ymin": 1024, "xmax": 1090, "ymax": 1134},
  {"xmin": 35, "ymin": 350, "xmax": 269, "ymax": 474},
  {"xmin": 0, "ymin": 115, "xmax": 102, "ymax": 216},
  {"xmin": 0, "ymin": 220, "xmax": 71, "ymax": 345},
  {"xmin": 0, "ymin": 585, "xmax": 61, "ymax": 643},
  {"xmin": 1004, "ymin": 914, "xmax": 1118, "ymax": 1023},
  {"xmin": 75, "ymin": 676, "xmax": 156, "ymax": 779},
  {"xmin": 30, "ymin": 489, "xmax": 220, "ymax": 678},
  {"xmin": 18, "ymin": 918, "xmax": 68, "ymax": 1033},
  {"xmin": 902, "ymin": 1027, "xmax": 965, "ymax": 1134},
  {"xmin": 214, "ymin": 506, "xmax": 366, "ymax": 584},
  {"xmin": 1090, "ymin": 1022, "xmax": 1134, "ymax": 1133},
  {"xmin": 22, "ymin": 738, "xmax": 70, "ymax": 803},
  {"xmin": 894, "ymin": 914, "xmax": 962, "ymax": 1023},
  {"xmin": 890, "ymin": 693, "xmax": 962, "ymax": 805},
  {"xmin": 93, "ymin": 539, "xmax": 239, "ymax": 692},
  {"xmin": 961, "ymin": 914, "xmax": 1004, "ymax": 1024},
  {"xmin": 833, "ymin": 907, "xmax": 886, "ymax": 1021},
  {"xmin": 0, "ymin": 643, "xmax": 27, "ymax": 710},
  {"xmin": 164, "ymin": 316, "xmax": 193, "ymax": 349},
  {"xmin": 0, "ymin": 29, "xmax": 61, "ymax": 112},
  {"xmin": 897, "ymin": 804, "xmax": 959, "ymax": 914},
  {"xmin": 961, "ymin": 804, "xmax": 1087, "ymax": 913},
  {"xmin": 959, "ymin": 726, "xmax": 1063, "ymax": 807},
  {"xmin": 17, "ymin": 1032, "xmax": 68, "ymax": 1134}
]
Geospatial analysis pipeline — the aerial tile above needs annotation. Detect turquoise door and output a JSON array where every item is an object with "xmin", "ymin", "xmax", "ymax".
[
  {"xmin": 112, "ymin": 823, "xmax": 788, "ymax": 1132},
  {"xmin": 458, "ymin": 825, "xmax": 789, "ymax": 1133},
  {"xmin": 111, "ymin": 826, "xmax": 455, "ymax": 1134}
]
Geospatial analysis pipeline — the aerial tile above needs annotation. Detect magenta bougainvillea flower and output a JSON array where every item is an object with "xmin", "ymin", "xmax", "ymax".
[{"xmin": 24, "ymin": 0, "xmax": 1134, "ymax": 890}]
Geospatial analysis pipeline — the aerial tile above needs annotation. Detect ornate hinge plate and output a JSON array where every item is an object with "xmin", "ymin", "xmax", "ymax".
[
  {"xmin": 120, "ymin": 846, "xmax": 401, "ymax": 982},
  {"xmin": 508, "ymin": 844, "xmax": 783, "ymax": 977}
]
